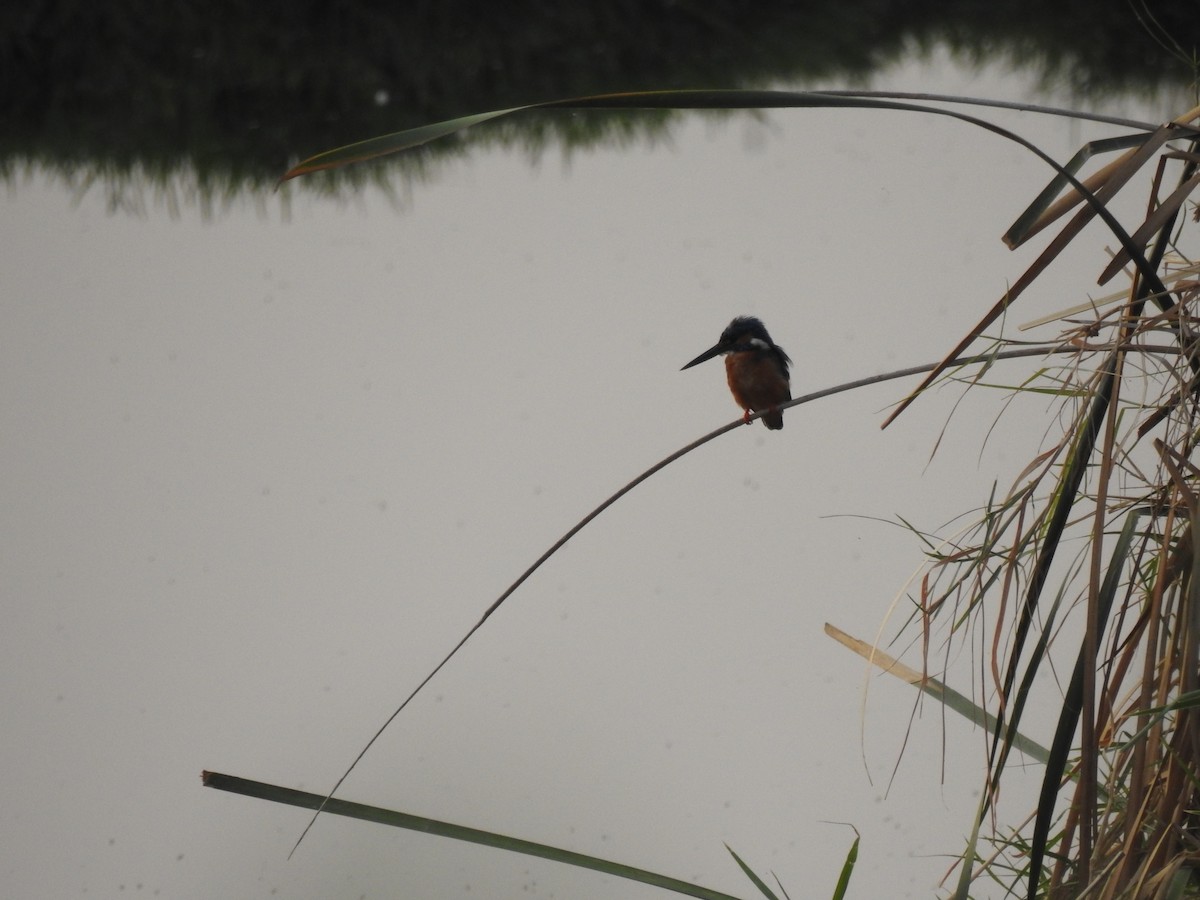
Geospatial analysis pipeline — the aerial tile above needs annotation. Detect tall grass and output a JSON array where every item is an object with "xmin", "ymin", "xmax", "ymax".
[{"xmin": 902, "ymin": 114, "xmax": 1200, "ymax": 897}]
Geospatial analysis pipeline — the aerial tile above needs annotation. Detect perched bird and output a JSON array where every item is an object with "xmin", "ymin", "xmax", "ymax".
[{"xmin": 681, "ymin": 316, "xmax": 792, "ymax": 429}]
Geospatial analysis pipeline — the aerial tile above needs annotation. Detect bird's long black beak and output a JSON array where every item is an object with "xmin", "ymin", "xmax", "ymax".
[{"xmin": 680, "ymin": 343, "xmax": 726, "ymax": 371}]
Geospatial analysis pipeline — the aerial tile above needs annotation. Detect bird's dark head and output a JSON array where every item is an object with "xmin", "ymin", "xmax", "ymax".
[{"xmin": 681, "ymin": 316, "xmax": 782, "ymax": 370}]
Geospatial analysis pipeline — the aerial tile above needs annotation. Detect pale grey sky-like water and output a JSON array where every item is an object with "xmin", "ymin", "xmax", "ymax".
[{"xmin": 2, "ymin": 53, "xmax": 1189, "ymax": 899}]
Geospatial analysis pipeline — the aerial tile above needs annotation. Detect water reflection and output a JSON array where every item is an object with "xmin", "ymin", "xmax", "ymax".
[{"xmin": 4, "ymin": 1, "xmax": 1197, "ymax": 203}]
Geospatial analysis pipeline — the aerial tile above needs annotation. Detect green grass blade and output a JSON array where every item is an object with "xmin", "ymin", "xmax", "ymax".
[
  {"xmin": 724, "ymin": 844, "xmax": 780, "ymax": 900},
  {"xmin": 280, "ymin": 88, "xmax": 1192, "ymax": 185},
  {"xmin": 202, "ymin": 771, "xmax": 746, "ymax": 900},
  {"xmin": 951, "ymin": 791, "xmax": 988, "ymax": 900},
  {"xmin": 280, "ymin": 106, "xmax": 525, "ymax": 180},
  {"xmin": 983, "ymin": 363, "xmax": 1116, "ymax": 831},
  {"xmin": 824, "ymin": 624, "xmax": 1053, "ymax": 765},
  {"xmin": 1026, "ymin": 507, "xmax": 1142, "ymax": 899},
  {"xmin": 1116, "ymin": 690, "xmax": 1200, "ymax": 748},
  {"xmin": 829, "ymin": 830, "xmax": 860, "ymax": 900}
]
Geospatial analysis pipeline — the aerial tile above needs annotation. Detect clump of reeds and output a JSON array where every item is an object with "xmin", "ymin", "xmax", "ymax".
[{"xmin": 906, "ymin": 108, "xmax": 1200, "ymax": 898}]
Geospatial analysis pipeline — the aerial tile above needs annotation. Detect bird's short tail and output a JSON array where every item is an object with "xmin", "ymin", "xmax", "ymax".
[{"xmin": 761, "ymin": 409, "xmax": 784, "ymax": 430}]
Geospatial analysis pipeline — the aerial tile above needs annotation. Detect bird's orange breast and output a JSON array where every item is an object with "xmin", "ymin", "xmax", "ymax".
[{"xmin": 725, "ymin": 352, "xmax": 790, "ymax": 429}]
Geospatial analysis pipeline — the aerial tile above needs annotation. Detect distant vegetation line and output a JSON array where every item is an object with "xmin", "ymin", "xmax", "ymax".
[{"xmin": 1, "ymin": 0, "xmax": 1195, "ymax": 191}]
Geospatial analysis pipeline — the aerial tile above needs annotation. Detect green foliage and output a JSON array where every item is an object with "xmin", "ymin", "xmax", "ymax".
[{"xmin": 202, "ymin": 772, "xmax": 746, "ymax": 900}]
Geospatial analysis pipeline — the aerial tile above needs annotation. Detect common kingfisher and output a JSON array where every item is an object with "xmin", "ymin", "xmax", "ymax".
[{"xmin": 681, "ymin": 316, "xmax": 792, "ymax": 430}]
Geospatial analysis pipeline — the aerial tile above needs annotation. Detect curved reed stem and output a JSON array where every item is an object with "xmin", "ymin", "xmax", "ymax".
[{"xmin": 290, "ymin": 341, "xmax": 1146, "ymax": 857}]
